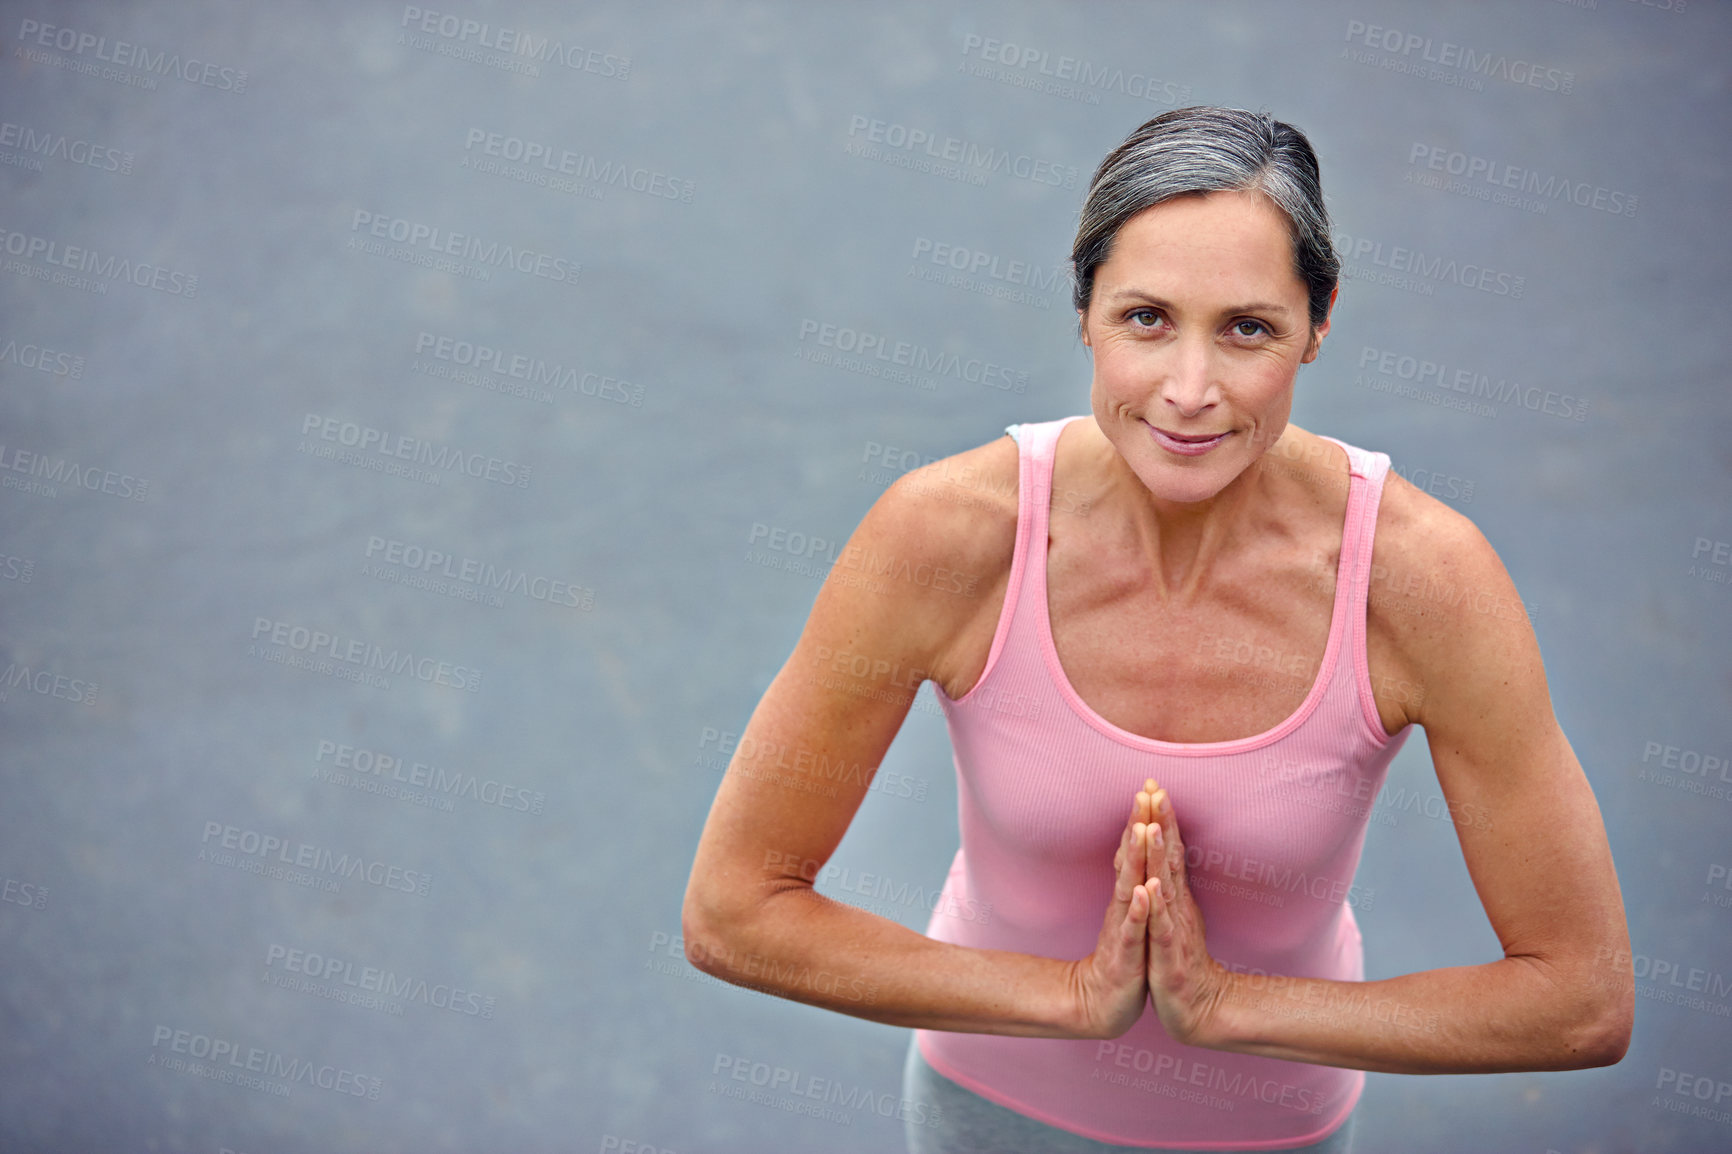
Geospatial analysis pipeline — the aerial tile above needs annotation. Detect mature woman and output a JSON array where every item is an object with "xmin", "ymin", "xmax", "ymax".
[{"xmin": 683, "ymin": 107, "xmax": 1632, "ymax": 1153}]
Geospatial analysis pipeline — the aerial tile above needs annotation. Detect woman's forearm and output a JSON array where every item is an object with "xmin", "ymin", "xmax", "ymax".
[
  {"xmin": 683, "ymin": 882, "xmax": 1092, "ymax": 1037},
  {"xmin": 1199, "ymin": 953, "xmax": 1631, "ymax": 1074}
]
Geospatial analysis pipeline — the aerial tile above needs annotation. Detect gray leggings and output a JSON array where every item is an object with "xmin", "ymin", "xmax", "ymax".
[{"xmin": 903, "ymin": 1039, "xmax": 1356, "ymax": 1154}]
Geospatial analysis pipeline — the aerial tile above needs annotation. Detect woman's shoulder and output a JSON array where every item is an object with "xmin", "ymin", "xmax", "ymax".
[
  {"xmin": 1371, "ymin": 464, "xmax": 1510, "ymax": 594},
  {"xmin": 1290, "ymin": 428, "xmax": 1491, "ymax": 567},
  {"xmin": 865, "ymin": 432, "xmax": 1021, "ymax": 582},
  {"xmin": 833, "ymin": 434, "xmax": 1021, "ymax": 696},
  {"xmin": 1366, "ymin": 462, "xmax": 1538, "ymax": 709}
]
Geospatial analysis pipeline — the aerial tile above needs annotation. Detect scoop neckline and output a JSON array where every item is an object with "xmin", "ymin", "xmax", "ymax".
[{"xmin": 1033, "ymin": 418, "xmax": 1357, "ymax": 755}]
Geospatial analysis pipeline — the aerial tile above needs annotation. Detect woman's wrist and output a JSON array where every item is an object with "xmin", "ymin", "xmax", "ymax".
[
  {"xmin": 1038, "ymin": 956, "xmax": 1128, "ymax": 1040},
  {"xmin": 1183, "ymin": 965, "xmax": 1244, "ymax": 1051}
]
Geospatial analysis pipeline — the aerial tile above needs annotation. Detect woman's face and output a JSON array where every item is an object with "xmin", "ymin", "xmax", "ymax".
[{"xmin": 1080, "ymin": 189, "xmax": 1332, "ymax": 505}]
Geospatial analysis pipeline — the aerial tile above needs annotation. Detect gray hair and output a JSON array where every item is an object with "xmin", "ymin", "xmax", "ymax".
[{"xmin": 1071, "ymin": 106, "xmax": 1338, "ymax": 333}]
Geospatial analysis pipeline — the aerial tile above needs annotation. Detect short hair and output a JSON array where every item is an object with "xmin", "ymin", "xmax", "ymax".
[{"xmin": 1071, "ymin": 106, "xmax": 1339, "ymax": 332}]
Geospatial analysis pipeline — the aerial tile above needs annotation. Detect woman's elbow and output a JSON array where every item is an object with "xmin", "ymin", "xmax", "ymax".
[
  {"xmin": 1586, "ymin": 988, "xmax": 1635, "ymax": 1067},
  {"xmin": 679, "ymin": 878, "xmax": 739, "ymax": 979},
  {"xmin": 1560, "ymin": 983, "xmax": 1634, "ymax": 1069},
  {"xmin": 680, "ymin": 874, "xmax": 796, "ymax": 982}
]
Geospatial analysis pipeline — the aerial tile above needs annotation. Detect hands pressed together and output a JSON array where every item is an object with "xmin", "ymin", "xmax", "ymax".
[{"xmin": 1069, "ymin": 779, "xmax": 1231, "ymax": 1044}]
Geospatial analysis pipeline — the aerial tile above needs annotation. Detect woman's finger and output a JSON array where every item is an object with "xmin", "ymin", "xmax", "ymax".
[
  {"xmin": 1156, "ymin": 789, "xmax": 1186, "ymax": 883},
  {"xmin": 1147, "ymin": 876, "xmax": 1172, "ymax": 940},
  {"xmin": 1121, "ymin": 881, "xmax": 1150, "ymax": 947},
  {"xmin": 1145, "ymin": 809, "xmax": 1170, "ymax": 904},
  {"xmin": 1112, "ymin": 827, "xmax": 1151, "ymax": 964}
]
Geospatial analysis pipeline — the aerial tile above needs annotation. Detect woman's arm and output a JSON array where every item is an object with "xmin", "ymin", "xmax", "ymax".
[
  {"xmin": 1143, "ymin": 476, "xmax": 1634, "ymax": 1073},
  {"xmin": 682, "ymin": 439, "xmax": 1154, "ymax": 1039}
]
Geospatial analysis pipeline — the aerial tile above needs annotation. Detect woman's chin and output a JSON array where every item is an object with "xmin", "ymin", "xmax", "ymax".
[{"xmin": 1132, "ymin": 461, "xmax": 1240, "ymax": 505}]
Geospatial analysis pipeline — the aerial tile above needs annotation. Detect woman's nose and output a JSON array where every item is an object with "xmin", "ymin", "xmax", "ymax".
[{"xmin": 1159, "ymin": 339, "xmax": 1217, "ymax": 418}]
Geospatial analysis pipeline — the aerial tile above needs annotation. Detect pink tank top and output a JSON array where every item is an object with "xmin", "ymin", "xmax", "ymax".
[{"xmin": 917, "ymin": 415, "xmax": 1411, "ymax": 1149}]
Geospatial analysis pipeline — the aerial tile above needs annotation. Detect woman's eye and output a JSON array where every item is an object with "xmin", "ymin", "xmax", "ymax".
[
  {"xmin": 1232, "ymin": 320, "xmax": 1268, "ymax": 338},
  {"xmin": 1128, "ymin": 310, "xmax": 1162, "ymax": 329}
]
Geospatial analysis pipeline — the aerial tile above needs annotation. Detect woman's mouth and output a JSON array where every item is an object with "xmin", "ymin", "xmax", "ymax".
[{"xmin": 1146, "ymin": 424, "xmax": 1231, "ymax": 457}]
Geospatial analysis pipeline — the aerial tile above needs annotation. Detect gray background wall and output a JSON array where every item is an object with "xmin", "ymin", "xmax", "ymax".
[{"xmin": 1, "ymin": 1, "xmax": 1728, "ymax": 1151}]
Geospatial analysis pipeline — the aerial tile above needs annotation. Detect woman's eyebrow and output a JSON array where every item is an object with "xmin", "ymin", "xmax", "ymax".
[{"xmin": 1101, "ymin": 289, "xmax": 1295, "ymax": 315}]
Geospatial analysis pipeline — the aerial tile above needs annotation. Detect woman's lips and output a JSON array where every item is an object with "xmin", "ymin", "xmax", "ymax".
[{"xmin": 1147, "ymin": 424, "xmax": 1231, "ymax": 457}]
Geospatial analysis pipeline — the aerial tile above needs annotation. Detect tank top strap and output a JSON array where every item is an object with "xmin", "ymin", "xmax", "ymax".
[
  {"xmin": 942, "ymin": 417, "xmax": 1081, "ymax": 706},
  {"xmin": 1318, "ymin": 436, "xmax": 1398, "ymax": 741},
  {"xmin": 1015, "ymin": 415, "xmax": 1085, "ymax": 621}
]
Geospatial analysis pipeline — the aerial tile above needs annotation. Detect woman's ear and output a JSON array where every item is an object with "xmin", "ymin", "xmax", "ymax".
[
  {"xmin": 1078, "ymin": 311, "xmax": 1091, "ymax": 349},
  {"xmin": 1299, "ymin": 286, "xmax": 1338, "ymax": 364}
]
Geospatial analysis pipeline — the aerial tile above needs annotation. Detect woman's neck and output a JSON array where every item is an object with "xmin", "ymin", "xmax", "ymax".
[{"xmin": 1067, "ymin": 419, "xmax": 1333, "ymax": 600}]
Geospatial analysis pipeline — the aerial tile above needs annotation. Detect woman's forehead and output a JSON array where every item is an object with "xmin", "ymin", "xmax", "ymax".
[{"xmin": 1096, "ymin": 192, "xmax": 1304, "ymax": 300}]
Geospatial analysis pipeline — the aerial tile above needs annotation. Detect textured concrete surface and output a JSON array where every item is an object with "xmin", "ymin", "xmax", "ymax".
[{"xmin": 0, "ymin": 1, "xmax": 1727, "ymax": 1151}]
